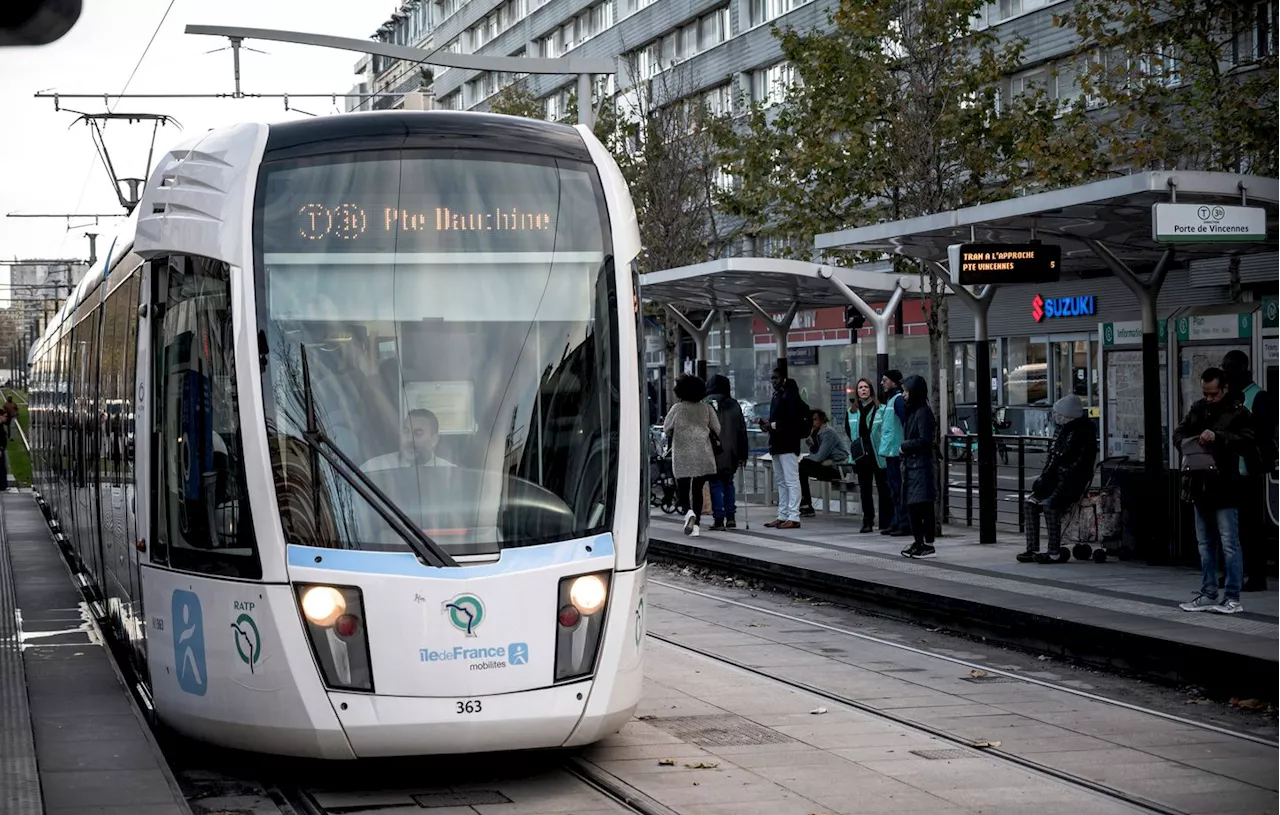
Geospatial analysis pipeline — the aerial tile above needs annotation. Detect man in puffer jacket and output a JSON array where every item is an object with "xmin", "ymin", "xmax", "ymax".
[
  {"xmin": 706, "ymin": 375, "xmax": 749, "ymax": 529},
  {"xmin": 1019, "ymin": 395, "xmax": 1097, "ymax": 563}
]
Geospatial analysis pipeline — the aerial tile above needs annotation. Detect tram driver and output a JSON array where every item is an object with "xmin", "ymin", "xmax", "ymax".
[{"xmin": 362, "ymin": 408, "xmax": 455, "ymax": 472}]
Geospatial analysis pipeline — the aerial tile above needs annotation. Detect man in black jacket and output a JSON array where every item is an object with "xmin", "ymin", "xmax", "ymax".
[
  {"xmin": 706, "ymin": 375, "xmax": 749, "ymax": 530},
  {"xmin": 758, "ymin": 369, "xmax": 806, "ymax": 529},
  {"xmin": 1173, "ymin": 367, "xmax": 1256, "ymax": 614},
  {"xmin": 1019, "ymin": 395, "xmax": 1097, "ymax": 563}
]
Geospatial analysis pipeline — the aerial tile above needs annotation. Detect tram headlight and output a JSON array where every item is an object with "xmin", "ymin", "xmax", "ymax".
[
  {"xmin": 300, "ymin": 586, "xmax": 346, "ymax": 626},
  {"xmin": 555, "ymin": 571, "xmax": 611, "ymax": 682},
  {"xmin": 294, "ymin": 583, "xmax": 373, "ymax": 693},
  {"xmin": 569, "ymin": 574, "xmax": 607, "ymax": 615}
]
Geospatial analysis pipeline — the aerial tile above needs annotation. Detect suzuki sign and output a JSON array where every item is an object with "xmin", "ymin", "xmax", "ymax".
[{"xmin": 1033, "ymin": 294, "xmax": 1096, "ymax": 322}]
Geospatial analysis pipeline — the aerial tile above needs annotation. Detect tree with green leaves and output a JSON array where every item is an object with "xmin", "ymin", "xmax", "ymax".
[
  {"xmin": 714, "ymin": 0, "xmax": 1049, "ymax": 506},
  {"xmin": 1050, "ymin": 0, "xmax": 1278, "ymax": 178}
]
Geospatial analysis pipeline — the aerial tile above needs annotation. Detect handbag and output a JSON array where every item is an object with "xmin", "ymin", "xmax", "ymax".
[{"xmin": 849, "ymin": 404, "xmax": 874, "ymax": 463}]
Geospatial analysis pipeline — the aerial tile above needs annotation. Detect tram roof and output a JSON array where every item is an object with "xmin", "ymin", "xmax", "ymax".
[
  {"xmin": 639, "ymin": 257, "xmax": 923, "ymax": 312},
  {"xmin": 814, "ymin": 171, "xmax": 1279, "ymax": 272}
]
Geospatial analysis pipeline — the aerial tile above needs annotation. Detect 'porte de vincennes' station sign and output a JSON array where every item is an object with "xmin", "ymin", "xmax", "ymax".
[{"xmin": 1152, "ymin": 203, "xmax": 1267, "ymax": 243}]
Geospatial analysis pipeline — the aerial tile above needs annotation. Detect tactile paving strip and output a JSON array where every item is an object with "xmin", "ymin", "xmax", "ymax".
[
  {"xmin": 0, "ymin": 502, "xmax": 43, "ymax": 815},
  {"xmin": 648, "ymin": 714, "xmax": 798, "ymax": 747}
]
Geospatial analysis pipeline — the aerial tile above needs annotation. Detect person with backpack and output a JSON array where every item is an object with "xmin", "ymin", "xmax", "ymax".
[
  {"xmin": 1172, "ymin": 367, "xmax": 1256, "ymax": 614},
  {"xmin": 705, "ymin": 374, "xmax": 749, "ymax": 530},
  {"xmin": 1222, "ymin": 350, "xmax": 1274, "ymax": 592},
  {"xmin": 757, "ymin": 367, "xmax": 806, "ymax": 529}
]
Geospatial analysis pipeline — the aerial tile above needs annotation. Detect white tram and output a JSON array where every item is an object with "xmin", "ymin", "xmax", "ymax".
[{"xmin": 26, "ymin": 111, "xmax": 648, "ymax": 758}]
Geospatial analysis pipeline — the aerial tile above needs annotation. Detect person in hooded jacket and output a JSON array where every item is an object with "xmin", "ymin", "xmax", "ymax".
[
  {"xmin": 706, "ymin": 374, "xmax": 749, "ymax": 530},
  {"xmin": 898, "ymin": 375, "xmax": 938, "ymax": 559},
  {"xmin": 1019, "ymin": 395, "xmax": 1097, "ymax": 564}
]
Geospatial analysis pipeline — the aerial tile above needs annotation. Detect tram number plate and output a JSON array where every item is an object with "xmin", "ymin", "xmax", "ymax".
[{"xmin": 456, "ymin": 699, "xmax": 483, "ymax": 715}]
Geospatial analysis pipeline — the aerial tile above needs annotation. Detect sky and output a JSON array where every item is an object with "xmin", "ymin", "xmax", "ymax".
[{"xmin": 0, "ymin": 0, "xmax": 396, "ymax": 263}]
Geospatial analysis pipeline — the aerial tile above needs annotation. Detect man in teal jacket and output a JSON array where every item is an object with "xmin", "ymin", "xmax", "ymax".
[{"xmin": 878, "ymin": 370, "xmax": 908, "ymax": 536}]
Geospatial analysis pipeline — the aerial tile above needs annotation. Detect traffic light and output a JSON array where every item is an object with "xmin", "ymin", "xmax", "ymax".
[{"xmin": 844, "ymin": 306, "xmax": 866, "ymax": 343}]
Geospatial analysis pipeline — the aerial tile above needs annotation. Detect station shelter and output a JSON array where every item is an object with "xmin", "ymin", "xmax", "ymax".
[
  {"xmin": 814, "ymin": 171, "xmax": 1278, "ymax": 563},
  {"xmin": 638, "ymin": 257, "xmax": 924, "ymax": 443}
]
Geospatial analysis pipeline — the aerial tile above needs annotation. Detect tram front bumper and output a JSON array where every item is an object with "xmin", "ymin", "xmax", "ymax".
[{"xmin": 329, "ymin": 680, "xmax": 594, "ymax": 757}]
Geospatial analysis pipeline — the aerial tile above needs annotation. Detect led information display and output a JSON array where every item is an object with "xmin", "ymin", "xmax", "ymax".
[
  {"xmin": 257, "ymin": 156, "xmax": 605, "ymax": 255},
  {"xmin": 946, "ymin": 243, "xmax": 1061, "ymax": 286}
]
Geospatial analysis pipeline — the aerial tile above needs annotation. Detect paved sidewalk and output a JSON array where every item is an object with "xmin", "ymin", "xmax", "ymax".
[
  {"xmin": 0, "ymin": 491, "xmax": 191, "ymax": 815},
  {"xmin": 648, "ymin": 506, "xmax": 1278, "ymax": 701}
]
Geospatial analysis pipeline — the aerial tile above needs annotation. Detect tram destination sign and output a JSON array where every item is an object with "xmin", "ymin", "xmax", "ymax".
[
  {"xmin": 947, "ymin": 243, "xmax": 1061, "ymax": 287},
  {"xmin": 1152, "ymin": 203, "xmax": 1267, "ymax": 243}
]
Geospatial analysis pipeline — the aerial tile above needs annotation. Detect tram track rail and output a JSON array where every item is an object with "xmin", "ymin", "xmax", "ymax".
[
  {"xmin": 651, "ymin": 578, "xmax": 1278, "ymax": 748},
  {"xmin": 265, "ymin": 759, "xmax": 679, "ymax": 815},
  {"xmin": 648, "ymin": 630, "xmax": 1191, "ymax": 815}
]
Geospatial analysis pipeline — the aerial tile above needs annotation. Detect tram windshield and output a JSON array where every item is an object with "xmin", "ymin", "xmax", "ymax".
[{"xmin": 254, "ymin": 150, "xmax": 619, "ymax": 558}]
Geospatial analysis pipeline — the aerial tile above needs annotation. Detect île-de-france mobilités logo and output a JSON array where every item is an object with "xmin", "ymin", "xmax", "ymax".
[{"xmin": 443, "ymin": 594, "xmax": 485, "ymax": 637}]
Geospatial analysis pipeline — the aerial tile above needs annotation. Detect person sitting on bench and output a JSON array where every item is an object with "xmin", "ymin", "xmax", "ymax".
[{"xmin": 799, "ymin": 410, "xmax": 850, "ymax": 517}]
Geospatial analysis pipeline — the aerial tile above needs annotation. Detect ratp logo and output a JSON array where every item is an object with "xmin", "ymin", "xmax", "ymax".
[
  {"xmin": 443, "ymin": 594, "xmax": 484, "ymax": 637},
  {"xmin": 1032, "ymin": 294, "xmax": 1045, "ymax": 322}
]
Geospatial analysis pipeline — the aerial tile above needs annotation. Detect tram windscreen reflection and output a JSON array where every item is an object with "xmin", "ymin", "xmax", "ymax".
[{"xmin": 253, "ymin": 150, "xmax": 619, "ymax": 556}]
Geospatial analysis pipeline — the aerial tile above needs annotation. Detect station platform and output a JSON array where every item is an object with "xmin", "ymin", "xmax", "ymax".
[
  {"xmin": 0, "ymin": 490, "xmax": 192, "ymax": 815},
  {"xmin": 647, "ymin": 505, "xmax": 1279, "ymax": 703}
]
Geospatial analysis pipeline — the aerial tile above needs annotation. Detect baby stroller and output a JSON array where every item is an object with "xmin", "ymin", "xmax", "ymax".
[{"xmin": 648, "ymin": 426, "xmax": 679, "ymax": 514}]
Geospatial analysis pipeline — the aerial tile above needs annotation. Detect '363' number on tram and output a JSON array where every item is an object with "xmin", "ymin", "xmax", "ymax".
[{"xmin": 456, "ymin": 700, "xmax": 482, "ymax": 714}]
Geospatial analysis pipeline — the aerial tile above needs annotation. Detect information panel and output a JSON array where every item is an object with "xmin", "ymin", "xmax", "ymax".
[{"xmin": 947, "ymin": 243, "xmax": 1061, "ymax": 286}]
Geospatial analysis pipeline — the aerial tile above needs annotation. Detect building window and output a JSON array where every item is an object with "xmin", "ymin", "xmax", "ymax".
[
  {"xmin": 747, "ymin": 0, "xmax": 809, "ymax": 28},
  {"xmin": 1003, "ymin": 337, "xmax": 1049, "ymax": 406},
  {"xmin": 752, "ymin": 62, "xmax": 795, "ymax": 106}
]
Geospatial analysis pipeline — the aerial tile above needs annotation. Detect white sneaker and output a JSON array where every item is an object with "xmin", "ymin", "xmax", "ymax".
[
  {"xmin": 1213, "ymin": 599, "xmax": 1243, "ymax": 614},
  {"xmin": 1179, "ymin": 594, "xmax": 1219, "ymax": 612},
  {"xmin": 683, "ymin": 510, "xmax": 696, "ymax": 535},
  {"xmin": 691, "ymin": 524, "xmax": 700, "ymax": 537}
]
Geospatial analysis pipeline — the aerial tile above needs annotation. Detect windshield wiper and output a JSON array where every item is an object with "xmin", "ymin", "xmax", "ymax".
[{"xmin": 298, "ymin": 344, "xmax": 458, "ymax": 568}]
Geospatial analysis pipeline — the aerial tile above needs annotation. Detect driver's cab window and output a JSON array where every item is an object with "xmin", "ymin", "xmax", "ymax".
[{"xmin": 152, "ymin": 255, "xmax": 260, "ymax": 578}]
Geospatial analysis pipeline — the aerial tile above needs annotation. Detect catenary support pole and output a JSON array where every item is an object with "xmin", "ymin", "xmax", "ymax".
[
  {"xmin": 742, "ymin": 297, "xmax": 798, "ymax": 380},
  {"xmin": 1086, "ymin": 240, "xmax": 1174, "ymax": 561},
  {"xmin": 577, "ymin": 73, "xmax": 593, "ymax": 128}
]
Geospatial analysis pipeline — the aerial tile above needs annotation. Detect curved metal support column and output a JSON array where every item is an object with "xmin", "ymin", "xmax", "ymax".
[
  {"xmin": 818, "ymin": 269, "xmax": 908, "ymax": 383},
  {"xmin": 665, "ymin": 305, "xmax": 717, "ymax": 380},
  {"xmin": 931, "ymin": 260, "xmax": 1000, "ymax": 543},
  {"xmin": 1085, "ymin": 240, "xmax": 1175, "ymax": 562},
  {"xmin": 741, "ymin": 297, "xmax": 798, "ymax": 379}
]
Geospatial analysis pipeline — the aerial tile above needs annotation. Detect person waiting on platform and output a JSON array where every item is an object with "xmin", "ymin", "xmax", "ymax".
[
  {"xmin": 1018, "ymin": 395, "xmax": 1097, "ymax": 564},
  {"xmin": 898, "ymin": 375, "xmax": 938, "ymax": 559},
  {"xmin": 799, "ymin": 410, "xmax": 850, "ymax": 517},
  {"xmin": 1173, "ymin": 368, "xmax": 1256, "ymax": 614}
]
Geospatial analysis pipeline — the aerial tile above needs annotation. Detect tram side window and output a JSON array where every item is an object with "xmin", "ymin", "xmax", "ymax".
[{"xmin": 152, "ymin": 255, "xmax": 261, "ymax": 578}]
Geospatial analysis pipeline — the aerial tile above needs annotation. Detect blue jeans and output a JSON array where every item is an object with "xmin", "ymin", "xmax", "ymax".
[
  {"xmin": 884, "ymin": 456, "xmax": 905, "ymax": 529},
  {"xmin": 772, "ymin": 453, "xmax": 801, "ymax": 522},
  {"xmin": 709, "ymin": 470, "xmax": 736, "ymax": 521},
  {"xmin": 1194, "ymin": 505, "xmax": 1242, "ymax": 602}
]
